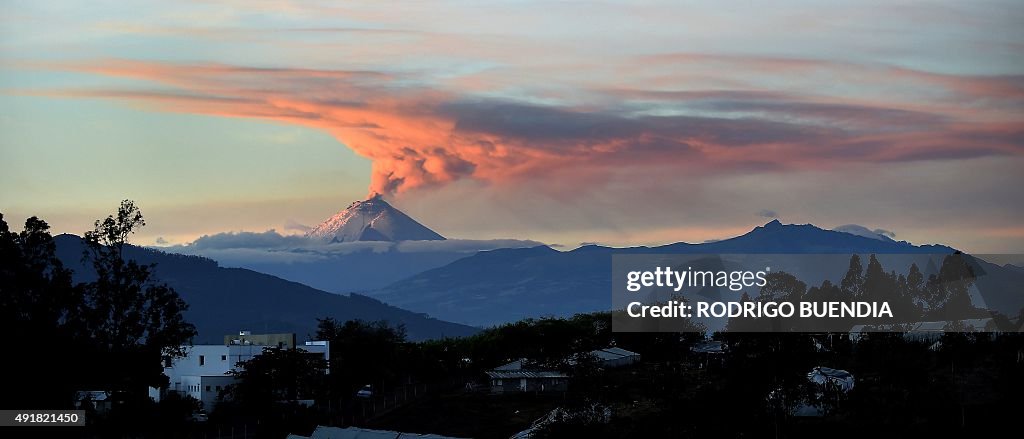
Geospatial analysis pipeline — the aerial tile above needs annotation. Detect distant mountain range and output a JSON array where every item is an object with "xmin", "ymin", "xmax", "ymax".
[
  {"xmin": 53, "ymin": 235, "xmax": 478, "ymax": 343},
  {"xmin": 305, "ymin": 194, "xmax": 445, "ymax": 243},
  {"xmin": 158, "ymin": 196, "xmax": 539, "ymax": 293},
  {"xmin": 140, "ymin": 199, "xmax": 1023, "ymax": 332},
  {"xmin": 368, "ymin": 220, "xmax": 1024, "ymax": 327},
  {"xmin": 230, "ymin": 248, "xmax": 474, "ymax": 293}
]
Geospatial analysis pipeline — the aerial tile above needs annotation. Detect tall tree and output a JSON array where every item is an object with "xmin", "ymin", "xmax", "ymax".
[
  {"xmin": 840, "ymin": 254, "xmax": 864, "ymax": 298},
  {"xmin": 315, "ymin": 318, "xmax": 410, "ymax": 403},
  {"xmin": 757, "ymin": 272, "xmax": 805, "ymax": 331},
  {"xmin": 924, "ymin": 253, "xmax": 977, "ymax": 319},
  {"xmin": 227, "ymin": 347, "xmax": 328, "ymax": 405},
  {"xmin": 758, "ymin": 271, "xmax": 806, "ymax": 303},
  {"xmin": 861, "ymin": 255, "xmax": 890, "ymax": 301},
  {"xmin": 903, "ymin": 262, "xmax": 926, "ymax": 316},
  {"xmin": 0, "ymin": 214, "xmax": 84, "ymax": 408},
  {"xmin": 2, "ymin": 202, "xmax": 195, "ymax": 409},
  {"xmin": 0, "ymin": 214, "xmax": 80, "ymax": 337},
  {"xmin": 80, "ymin": 200, "xmax": 196, "ymax": 361}
]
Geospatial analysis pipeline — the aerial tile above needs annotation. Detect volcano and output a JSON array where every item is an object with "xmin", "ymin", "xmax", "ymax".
[{"xmin": 305, "ymin": 194, "xmax": 446, "ymax": 242}]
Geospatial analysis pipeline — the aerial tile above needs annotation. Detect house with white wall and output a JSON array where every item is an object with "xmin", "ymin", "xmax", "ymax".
[{"xmin": 156, "ymin": 331, "xmax": 330, "ymax": 412}]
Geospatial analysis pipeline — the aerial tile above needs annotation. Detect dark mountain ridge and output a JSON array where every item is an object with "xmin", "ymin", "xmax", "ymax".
[
  {"xmin": 370, "ymin": 221, "xmax": 1021, "ymax": 326},
  {"xmin": 53, "ymin": 234, "xmax": 478, "ymax": 343}
]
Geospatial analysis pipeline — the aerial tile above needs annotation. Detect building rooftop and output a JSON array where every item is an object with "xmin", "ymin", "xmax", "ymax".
[
  {"xmin": 288, "ymin": 425, "xmax": 468, "ymax": 439},
  {"xmin": 485, "ymin": 370, "xmax": 569, "ymax": 379},
  {"xmin": 691, "ymin": 341, "xmax": 724, "ymax": 354},
  {"xmin": 493, "ymin": 359, "xmax": 524, "ymax": 371},
  {"xmin": 591, "ymin": 347, "xmax": 640, "ymax": 361}
]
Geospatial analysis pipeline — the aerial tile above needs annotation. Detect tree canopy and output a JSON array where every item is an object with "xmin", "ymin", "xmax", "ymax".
[{"xmin": 0, "ymin": 201, "xmax": 195, "ymax": 411}]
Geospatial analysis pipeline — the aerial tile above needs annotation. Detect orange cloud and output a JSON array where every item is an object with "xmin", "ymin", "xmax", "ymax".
[{"xmin": 23, "ymin": 57, "xmax": 1024, "ymax": 195}]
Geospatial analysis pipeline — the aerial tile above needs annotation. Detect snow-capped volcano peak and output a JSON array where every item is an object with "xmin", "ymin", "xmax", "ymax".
[{"xmin": 305, "ymin": 194, "xmax": 445, "ymax": 242}]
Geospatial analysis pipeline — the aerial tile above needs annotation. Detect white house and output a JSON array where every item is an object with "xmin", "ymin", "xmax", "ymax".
[
  {"xmin": 156, "ymin": 331, "xmax": 330, "ymax": 412},
  {"xmin": 485, "ymin": 360, "xmax": 569, "ymax": 394}
]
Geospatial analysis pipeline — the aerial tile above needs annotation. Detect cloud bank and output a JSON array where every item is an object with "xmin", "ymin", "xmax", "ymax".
[
  {"xmin": 833, "ymin": 224, "xmax": 898, "ymax": 241},
  {"xmin": 158, "ymin": 230, "xmax": 544, "ymax": 265}
]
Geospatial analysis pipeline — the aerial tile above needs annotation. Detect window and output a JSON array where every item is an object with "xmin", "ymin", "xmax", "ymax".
[
  {"xmin": 205, "ymin": 385, "xmax": 211, "ymax": 392},
  {"xmin": 215, "ymin": 386, "xmax": 221, "ymax": 391},
  {"xmin": 221, "ymin": 355, "xmax": 226, "ymax": 361},
  {"xmin": 199, "ymin": 355, "xmax": 205, "ymax": 366}
]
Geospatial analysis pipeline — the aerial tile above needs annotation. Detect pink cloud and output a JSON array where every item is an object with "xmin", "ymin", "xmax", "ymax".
[{"xmin": 24, "ymin": 56, "xmax": 1024, "ymax": 195}]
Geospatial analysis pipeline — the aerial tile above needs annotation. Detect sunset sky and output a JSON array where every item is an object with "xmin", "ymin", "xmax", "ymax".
[{"xmin": 2, "ymin": 1, "xmax": 1022, "ymax": 252}]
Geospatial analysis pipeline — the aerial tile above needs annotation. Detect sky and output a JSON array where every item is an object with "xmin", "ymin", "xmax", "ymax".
[{"xmin": 1, "ymin": 0, "xmax": 1023, "ymax": 252}]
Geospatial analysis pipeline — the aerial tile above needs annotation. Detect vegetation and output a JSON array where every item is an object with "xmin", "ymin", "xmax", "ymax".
[
  {"xmin": 0, "ymin": 202, "xmax": 197, "ymax": 435},
  {"xmin": 727, "ymin": 253, "xmax": 1005, "ymax": 332}
]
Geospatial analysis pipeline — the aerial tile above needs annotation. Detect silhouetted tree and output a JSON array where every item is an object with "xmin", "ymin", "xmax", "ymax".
[
  {"xmin": 226, "ymin": 347, "xmax": 327, "ymax": 405},
  {"xmin": 757, "ymin": 272, "xmax": 806, "ymax": 331},
  {"xmin": 0, "ymin": 202, "xmax": 196, "ymax": 416},
  {"xmin": 840, "ymin": 254, "xmax": 864, "ymax": 298},
  {"xmin": 81, "ymin": 200, "xmax": 195, "ymax": 359},
  {"xmin": 726, "ymin": 292, "xmax": 767, "ymax": 332},
  {"xmin": 315, "ymin": 318, "xmax": 411, "ymax": 406},
  {"xmin": 759, "ymin": 272, "xmax": 806, "ymax": 303},
  {"xmin": 76, "ymin": 200, "xmax": 196, "ymax": 398},
  {"xmin": 924, "ymin": 253, "xmax": 977, "ymax": 320},
  {"xmin": 0, "ymin": 213, "xmax": 84, "ymax": 408},
  {"xmin": 897, "ymin": 262, "xmax": 926, "ymax": 321},
  {"xmin": 860, "ymin": 255, "xmax": 889, "ymax": 301},
  {"xmin": 215, "ymin": 346, "xmax": 326, "ymax": 438},
  {"xmin": 0, "ymin": 213, "xmax": 81, "ymax": 337}
]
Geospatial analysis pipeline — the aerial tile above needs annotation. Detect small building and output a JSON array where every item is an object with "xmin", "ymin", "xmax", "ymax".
[
  {"xmin": 807, "ymin": 366, "xmax": 854, "ymax": 392},
  {"xmin": 485, "ymin": 370, "xmax": 569, "ymax": 394},
  {"xmin": 74, "ymin": 391, "xmax": 112, "ymax": 413},
  {"xmin": 485, "ymin": 360, "xmax": 568, "ymax": 394},
  {"xmin": 691, "ymin": 340, "xmax": 724, "ymax": 354},
  {"xmin": 786, "ymin": 366, "xmax": 856, "ymax": 417},
  {"xmin": 589, "ymin": 347, "xmax": 640, "ymax": 368},
  {"xmin": 224, "ymin": 330, "xmax": 296, "ymax": 349},
  {"xmin": 159, "ymin": 331, "xmax": 329, "ymax": 412},
  {"xmin": 691, "ymin": 341, "xmax": 725, "ymax": 369}
]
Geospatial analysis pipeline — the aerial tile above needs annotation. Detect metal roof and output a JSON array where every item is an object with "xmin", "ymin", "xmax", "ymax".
[
  {"xmin": 294, "ymin": 426, "xmax": 468, "ymax": 439},
  {"xmin": 849, "ymin": 318, "xmax": 994, "ymax": 333},
  {"xmin": 74, "ymin": 391, "xmax": 109, "ymax": 402},
  {"xmin": 485, "ymin": 370, "xmax": 568, "ymax": 379},
  {"xmin": 591, "ymin": 347, "xmax": 640, "ymax": 361},
  {"xmin": 494, "ymin": 359, "xmax": 524, "ymax": 370},
  {"xmin": 691, "ymin": 341, "xmax": 724, "ymax": 353},
  {"xmin": 598, "ymin": 347, "xmax": 639, "ymax": 357},
  {"xmin": 807, "ymin": 366, "xmax": 854, "ymax": 392}
]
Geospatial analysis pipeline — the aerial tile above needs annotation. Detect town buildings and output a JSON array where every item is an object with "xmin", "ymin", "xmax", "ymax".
[{"xmin": 154, "ymin": 331, "xmax": 329, "ymax": 411}]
